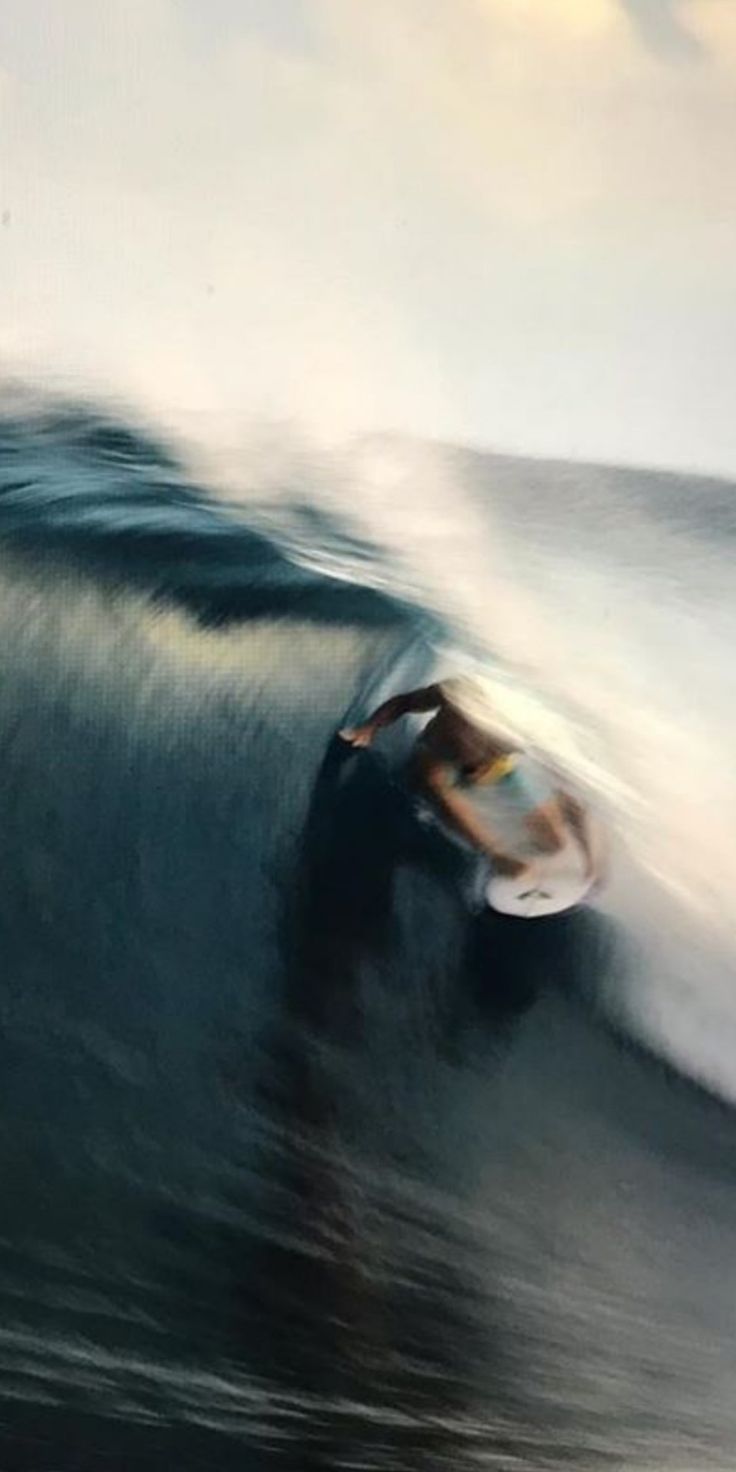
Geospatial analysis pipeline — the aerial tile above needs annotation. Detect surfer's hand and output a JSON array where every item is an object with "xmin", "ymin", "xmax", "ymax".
[{"xmin": 338, "ymin": 723, "xmax": 375, "ymax": 749}]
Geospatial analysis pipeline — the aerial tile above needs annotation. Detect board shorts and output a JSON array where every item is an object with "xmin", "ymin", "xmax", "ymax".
[
  {"xmin": 412, "ymin": 735, "xmax": 555, "ymax": 814},
  {"xmin": 411, "ymin": 743, "xmax": 559, "ymax": 862},
  {"xmin": 482, "ymin": 756, "xmax": 556, "ymax": 817}
]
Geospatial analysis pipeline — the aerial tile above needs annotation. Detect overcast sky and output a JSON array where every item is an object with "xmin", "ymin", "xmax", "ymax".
[{"xmin": 1, "ymin": 0, "xmax": 735, "ymax": 473}]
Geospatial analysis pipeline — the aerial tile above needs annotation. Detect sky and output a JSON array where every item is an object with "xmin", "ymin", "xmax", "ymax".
[{"xmin": 1, "ymin": 0, "xmax": 736, "ymax": 473}]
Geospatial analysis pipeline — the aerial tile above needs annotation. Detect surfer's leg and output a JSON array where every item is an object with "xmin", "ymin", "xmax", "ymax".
[{"xmin": 524, "ymin": 799, "xmax": 567, "ymax": 854}]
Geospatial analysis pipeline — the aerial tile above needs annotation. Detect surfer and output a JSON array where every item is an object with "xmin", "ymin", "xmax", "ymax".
[{"xmin": 339, "ymin": 677, "xmax": 603, "ymax": 888}]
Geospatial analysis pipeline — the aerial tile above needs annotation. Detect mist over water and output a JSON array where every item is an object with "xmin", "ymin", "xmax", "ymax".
[{"xmin": 1, "ymin": 393, "xmax": 736, "ymax": 1469}]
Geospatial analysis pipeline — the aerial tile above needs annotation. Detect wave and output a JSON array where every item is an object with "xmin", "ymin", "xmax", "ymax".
[{"xmin": 1, "ymin": 390, "xmax": 736, "ymax": 1469}]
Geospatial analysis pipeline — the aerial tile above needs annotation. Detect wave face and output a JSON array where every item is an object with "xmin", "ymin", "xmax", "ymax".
[{"xmin": 1, "ymin": 396, "xmax": 736, "ymax": 1470}]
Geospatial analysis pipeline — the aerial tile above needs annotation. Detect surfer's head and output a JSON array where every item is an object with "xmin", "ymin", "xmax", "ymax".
[{"xmin": 440, "ymin": 675, "xmax": 518, "ymax": 747}]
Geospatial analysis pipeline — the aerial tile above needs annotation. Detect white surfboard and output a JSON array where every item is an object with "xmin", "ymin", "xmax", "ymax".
[{"xmin": 486, "ymin": 843, "xmax": 594, "ymax": 919}]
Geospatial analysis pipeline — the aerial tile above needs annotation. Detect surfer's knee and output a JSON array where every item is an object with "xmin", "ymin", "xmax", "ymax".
[{"xmin": 527, "ymin": 803, "xmax": 566, "ymax": 853}]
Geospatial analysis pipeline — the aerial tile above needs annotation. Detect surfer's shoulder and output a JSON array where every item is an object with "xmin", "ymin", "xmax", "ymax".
[{"xmin": 436, "ymin": 676, "xmax": 467, "ymax": 709}]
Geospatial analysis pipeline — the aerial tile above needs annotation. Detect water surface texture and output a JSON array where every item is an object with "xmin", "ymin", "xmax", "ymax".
[{"xmin": 1, "ymin": 399, "xmax": 735, "ymax": 1470}]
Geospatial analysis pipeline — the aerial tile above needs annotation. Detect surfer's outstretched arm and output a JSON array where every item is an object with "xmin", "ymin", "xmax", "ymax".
[{"xmin": 339, "ymin": 684, "xmax": 445, "ymax": 748}]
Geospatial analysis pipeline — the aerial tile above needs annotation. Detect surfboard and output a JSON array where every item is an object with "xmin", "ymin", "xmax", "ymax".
[{"xmin": 486, "ymin": 843, "xmax": 594, "ymax": 919}]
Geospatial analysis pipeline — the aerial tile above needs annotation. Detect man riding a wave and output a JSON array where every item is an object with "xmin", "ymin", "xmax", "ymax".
[{"xmin": 340, "ymin": 676, "xmax": 604, "ymax": 890}]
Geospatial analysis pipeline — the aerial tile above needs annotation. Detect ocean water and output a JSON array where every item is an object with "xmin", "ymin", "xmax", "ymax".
[{"xmin": 0, "ymin": 392, "xmax": 735, "ymax": 1469}]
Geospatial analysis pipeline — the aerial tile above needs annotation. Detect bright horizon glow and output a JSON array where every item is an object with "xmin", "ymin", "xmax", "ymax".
[{"xmin": 1, "ymin": 0, "xmax": 735, "ymax": 476}]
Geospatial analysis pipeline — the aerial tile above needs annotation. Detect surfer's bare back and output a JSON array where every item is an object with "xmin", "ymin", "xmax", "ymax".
[{"xmin": 340, "ymin": 680, "xmax": 602, "ymax": 884}]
